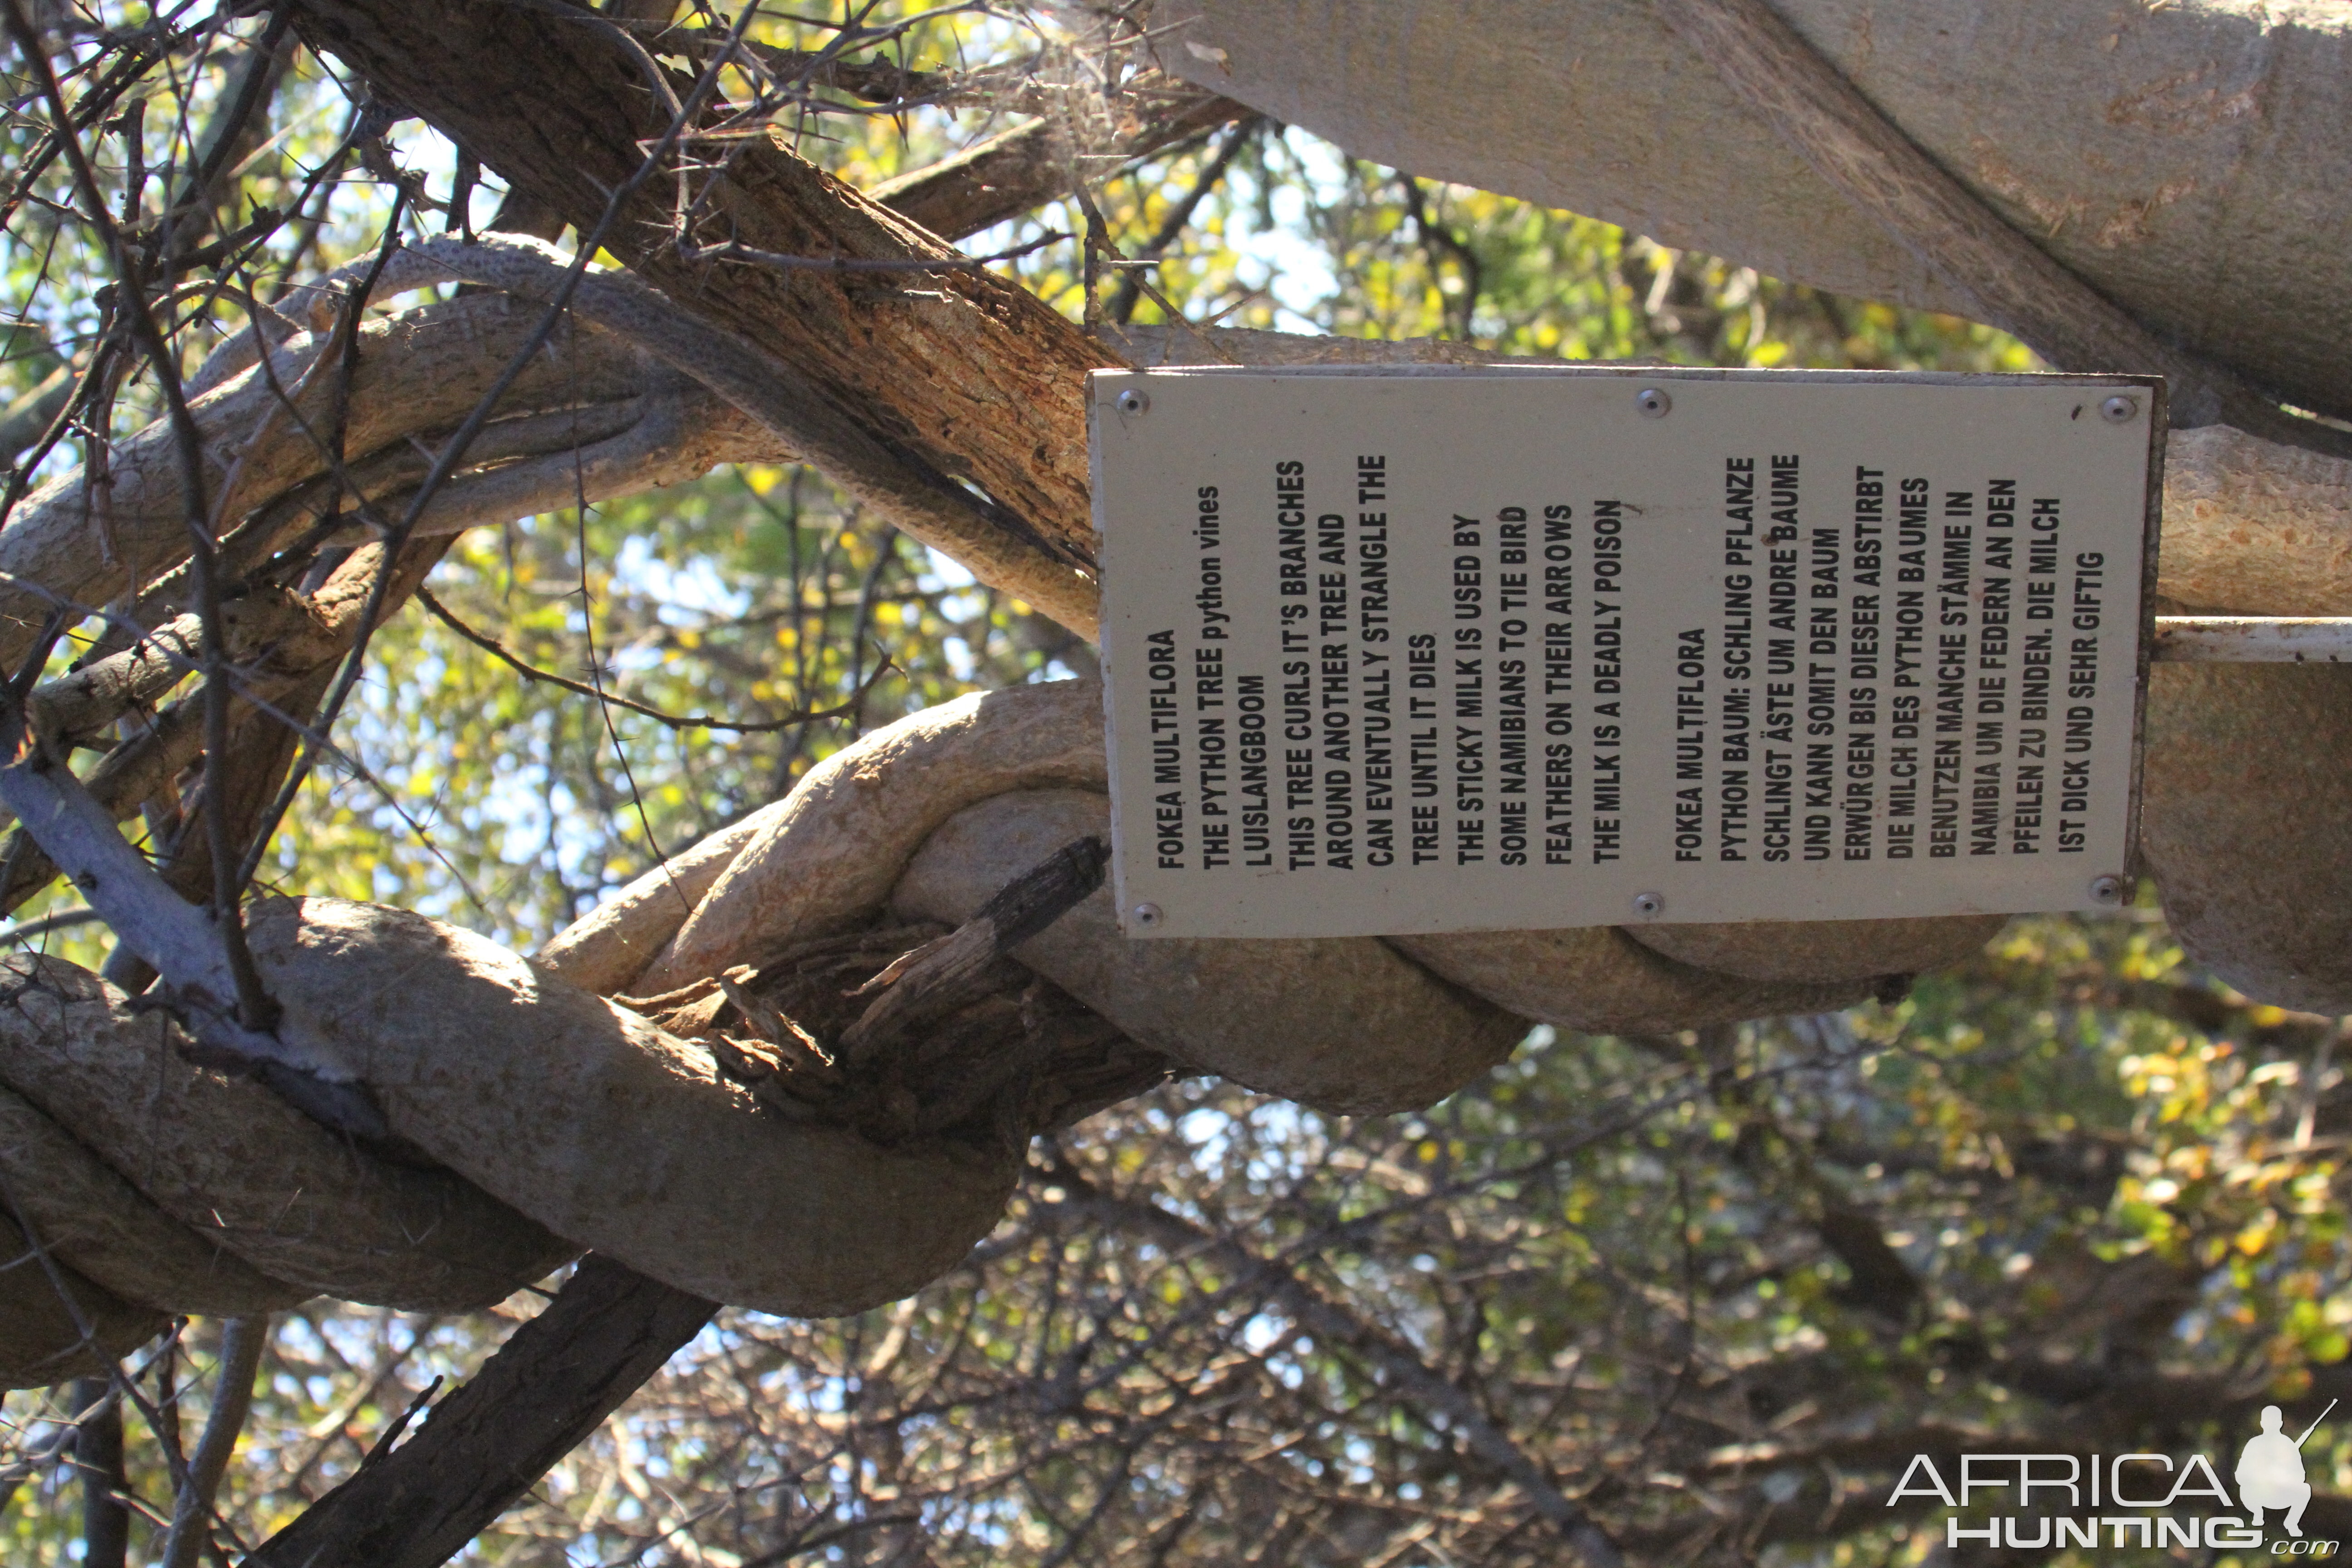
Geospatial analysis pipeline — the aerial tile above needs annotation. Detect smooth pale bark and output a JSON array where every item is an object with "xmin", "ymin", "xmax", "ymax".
[
  {"xmin": 1147, "ymin": 0, "xmax": 2352, "ymax": 423},
  {"xmin": 2158, "ymin": 426, "xmax": 2352, "ymax": 613},
  {"xmin": 2143, "ymin": 663, "xmax": 2352, "ymax": 1012},
  {"xmin": 893, "ymin": 789, "xmax": 1525, "ymax": 1115},
  {"xmin": 0, "ymin": 299, "xmax": 643, "ymax": 675},
  {"xmin": 638, "ymin": 681, "xmax": 1112, "ymax": 993},
  {"xmin": 246, "ymin": 899, "xmax": 1021, "ymax": 1317},
  {"xmin": 0, "ymin": 955, "xmax": 569, "ymax": 1311}
]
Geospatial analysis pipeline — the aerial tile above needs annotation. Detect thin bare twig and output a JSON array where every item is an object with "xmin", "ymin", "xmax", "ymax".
[
  {"xmin": 1107, "ymin": 119, "xmax": 1254, "ymax": 324},
  {"xmin": 414, "ymin": 586, "xmax": 889, "ymax": 733},
  {"xmin": 357, "ymin": 1374, "xmax": 441, "ymax": 1468},
  {"xmin": 159, "ymin": 1315, "xmax": 269, "ymax": 1568},
  {"xmin": 2, "ymin": 0, "xmax": 279, "ymax": 1030},
  {"xmin": 0, "ymin": 906, "xmax": 100, "ymax": 946},
  {"xmin": 675, "ymin": 230, "xmax": 1067, "ymax": 274}
]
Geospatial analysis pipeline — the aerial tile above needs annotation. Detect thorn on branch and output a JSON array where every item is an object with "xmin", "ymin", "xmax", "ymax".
[{"xmin": 358, "ymin": 1375, "xmax": 441, "ymax": 1470}]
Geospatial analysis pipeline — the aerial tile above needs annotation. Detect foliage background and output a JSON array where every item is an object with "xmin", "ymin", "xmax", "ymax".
[{"xmin": 1, "ymin": 6, "xmax": 2343, "ymax": 1565}]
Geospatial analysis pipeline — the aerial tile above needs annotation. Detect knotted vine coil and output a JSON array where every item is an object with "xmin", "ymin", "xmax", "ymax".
[
  {"xmin": 0, "ymin": 227, "xmax": 2342, "ymax": 1382},
  {"xmin": 0, "ymin": 657, "xmax": 2337, "ymax": 1387},
  {"xmin": 0, "ymin": 681, "xmax": 1947, "ymax": 1381}
]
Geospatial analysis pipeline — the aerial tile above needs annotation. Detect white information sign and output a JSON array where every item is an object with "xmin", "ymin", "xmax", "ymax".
[{"xmin": 1091, "ymin": 367, "xmax": 2160, "ymax": 940}]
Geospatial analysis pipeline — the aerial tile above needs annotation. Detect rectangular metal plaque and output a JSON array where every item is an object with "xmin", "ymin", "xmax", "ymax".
[{"xmin": 1091, "ymin": 367, "xmax": 2160, "ymax": 939}]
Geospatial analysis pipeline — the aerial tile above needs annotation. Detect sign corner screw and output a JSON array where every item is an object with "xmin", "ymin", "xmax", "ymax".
[
  {"xmin": 1116, "ymin": 388, "xmax": 1151, "ymax": 416},
  {"xmin": 2088, "ymin": 875, "xmax": 2124, "ymax": 905},
  {"xmin": 1131, "ymin": 902, "xmax": 1164, "ymax": 928},
  {"xmin": 2099, "ymin": 395, "xmax": 2137, "ymax": 424},
  {"xmin": 1636, "ymin": 387, "xmax": 1671, "ymax": 419},
  {"xmin": 1631, "ymin": 891, "xmax": 1665, "ymax": 919}
]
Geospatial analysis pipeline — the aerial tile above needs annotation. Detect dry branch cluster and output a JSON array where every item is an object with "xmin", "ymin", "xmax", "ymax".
[
  {"xmin": 0, "ymin": 675, "xmax": 1981, "ymax": 1388},
  {"xmin": 0, "ymin": 5, "xmax": 1269, "ymax": 1410}
]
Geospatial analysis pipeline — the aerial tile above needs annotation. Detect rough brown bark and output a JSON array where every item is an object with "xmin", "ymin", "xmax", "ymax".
[
  {"xmin": 289, "ymin": 0, "xmax": 1116, "ymax": 582},
  {"xmin": 247, "ymin": 1256, "xmax": 715, "ymax": 1568}
]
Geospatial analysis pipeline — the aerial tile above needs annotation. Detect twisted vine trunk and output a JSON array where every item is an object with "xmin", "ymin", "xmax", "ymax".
[{"xmin": 176, "ymin": 4, "xmax": 2352, "ymax": 1565}]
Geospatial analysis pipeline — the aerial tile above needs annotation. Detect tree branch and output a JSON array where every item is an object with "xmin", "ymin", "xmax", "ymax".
[
  {"xmin": 288, "ymin": 0, "xmax": 1116, "ymax": 633},
  {"xmin": 71, "ymin": 1375, "xmax": 130, "ymax": 1568},
  {"xmin": 415, "ymin": 585, "xmax": 887, "ymax": 734},
  {"xmin": 1652, "ymin": 0, "xmax": 2352, "ymax": 459},
  {"xmin": 1060, "ymin": 1177, "xmax": 1625, "ymax": 1568},
  {"xmin": 247, "ymin": 1257, "xmax": 715, "ymax": 1568},
  {"xmin": 873, "ymin": 80, "xmax": 1248, "ymax": 248},
  {"xmin": 159, "ymin": 1315, "xmax": 267, "ymax": 1568}
]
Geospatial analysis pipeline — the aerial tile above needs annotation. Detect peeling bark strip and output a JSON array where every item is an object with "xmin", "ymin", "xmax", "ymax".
[
  {"xmin": 247, "ymin": 1257, "xmax": 717, "ymax": 1568},
  {"xmin": 839, "ymin": 833, "xmax": 1109, "ymax": 1058},
  {"xmin": 289, "ymin": 0, "xmax": 1116, "ymax": 626}
]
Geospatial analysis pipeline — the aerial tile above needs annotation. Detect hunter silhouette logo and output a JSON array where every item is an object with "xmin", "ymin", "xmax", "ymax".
[
  {"xmin": 1890, "ymin": 1401, "xmax": 2339, "ymax": 1554},
  {"xmin": 2241, "ymin": 1404, "xmax": 2329, "ymax": 1538}
]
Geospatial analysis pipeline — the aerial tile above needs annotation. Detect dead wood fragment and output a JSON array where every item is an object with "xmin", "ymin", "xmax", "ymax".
[
  {"xmin": 840, "ymin": 834, "xmax": 1108, "ymax": 1063},
  {"xmin": 893, "ymin": 789, "xmax": 1525, "ymax": 1115},
  {"xmin": 660, "ymin": 847, "xmax": 1161, "ymax": 1151},
  {"xmin": 701, "ymin": 1034, "xmax": 828, "ymax": 1124},
  {"xmin": 696, "ymin": 924, "xmax": 947, "ymax": 1044}
]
